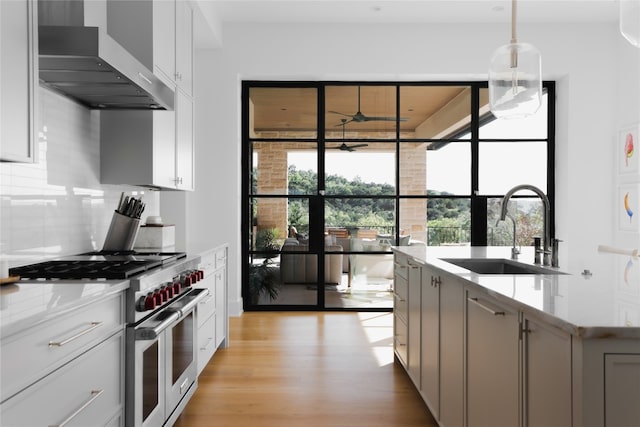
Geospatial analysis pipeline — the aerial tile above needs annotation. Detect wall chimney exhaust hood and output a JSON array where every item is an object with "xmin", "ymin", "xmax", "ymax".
[{"xmin": 39, "ymin": 25, "xmax": 174, "ymax": 110}]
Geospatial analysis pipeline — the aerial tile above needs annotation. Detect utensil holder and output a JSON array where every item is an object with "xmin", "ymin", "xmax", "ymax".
[{"xmin": 102, "ymin": 211, "xmax": 141, "ymax": 251}]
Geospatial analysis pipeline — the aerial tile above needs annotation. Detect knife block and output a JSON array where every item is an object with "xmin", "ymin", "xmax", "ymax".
[{"xmin": 103, "ymin": 211, "xmax": 141, "ymax": 251}]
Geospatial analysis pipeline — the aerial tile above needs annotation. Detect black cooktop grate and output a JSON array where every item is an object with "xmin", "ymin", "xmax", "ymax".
[{"xmin": 9, "ymin": 259, "xmax": 161, "ymax": 280}]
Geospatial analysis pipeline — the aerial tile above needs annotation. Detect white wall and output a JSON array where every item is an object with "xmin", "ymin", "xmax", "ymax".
[{"xmin": 191, "ymin": 20, "xmax": 635, "ymax": 315}]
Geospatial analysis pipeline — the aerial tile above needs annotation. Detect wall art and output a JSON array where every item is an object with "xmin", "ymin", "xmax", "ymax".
[
  {"xmin": 618, "ymin": 183, "xmax": 640, "ymax": 232},
  {"xmin": 618, "ymin": 124, "xmax": 640, "ymax": 176}
]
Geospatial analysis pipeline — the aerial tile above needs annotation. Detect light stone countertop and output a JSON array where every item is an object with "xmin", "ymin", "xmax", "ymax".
[
  {"xmin": 0, "ymin": 279, "xmax": 129, "ymax": 338},
  {"xmin": 392, "ymin": 245, "xmax": 640, "ymax": 339}
]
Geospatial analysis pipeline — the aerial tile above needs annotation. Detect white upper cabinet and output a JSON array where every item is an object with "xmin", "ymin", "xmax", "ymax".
[
  {"xmin": 153, "ymin": 0, "xmax": 193, "ymax": 97},
  {"xmin": 100, "ymin": 0, "xmax": 195, "ymax": 190},
  {"xmin": 1, "ymin": 0, "xmax": 38, "ymax": 163},
  {"xmin": 153, "ymin": 0, "xmax": 176, "ymax": 85},
  {"xmin": 175, "ymin": 0, "xmax": 193, "ymax": 96},
  {"xmin": 175, "ymin": 87, "xmax": 194, "ymax": 190}
]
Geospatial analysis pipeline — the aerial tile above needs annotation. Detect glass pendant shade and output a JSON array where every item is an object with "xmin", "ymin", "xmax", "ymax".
[
  {"xmin": 488, "ymin": 42, "xmax": 542, "ymax": 119},
  {"xmin": 620, "ymin": 0, "xmax": 640, "ymax": 47}
]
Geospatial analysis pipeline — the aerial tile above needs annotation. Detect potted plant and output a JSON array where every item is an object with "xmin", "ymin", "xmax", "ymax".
[{"xmin": 249, "ymin": 227, "xmax": 282, "ymax": 304}]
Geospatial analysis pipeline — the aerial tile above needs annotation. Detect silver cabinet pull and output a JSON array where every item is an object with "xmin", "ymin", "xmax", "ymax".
[
  {"xmin": 180, "ymin": 377, "xmax": 190, "ymax": 395},
  {"xmin": 467, "ymin": 297, "xmax": 505, "ymax": 316},
  {"xmin": 137, "ymin": 72, "xmax": 152, "ymax": 85},
  {"xmin": 49, "ymin": 322, "xmax": 102, "ymax": 347},
  {"xmin": 200, "ymin": 337, "xmax": 214, "ymax": 351},
  {"xmin": 199, "ymin": 294, "xmax": 214, "ymax": 305},
  {"xmin": 49, "ymin": 389, "xmax": 104, "ymax": 427}
]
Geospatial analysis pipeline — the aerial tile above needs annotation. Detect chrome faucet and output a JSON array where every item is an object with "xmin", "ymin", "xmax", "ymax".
[
  {"xmin": 496, "ymin": 212, "xmax": 520, "ymax": 260},
  {"xmin": 500, "ymin": 184, "xmax": 552, "ymax": 266}
]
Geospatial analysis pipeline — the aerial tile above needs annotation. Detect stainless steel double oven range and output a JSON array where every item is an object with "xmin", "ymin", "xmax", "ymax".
[{"xmin": 10, "ymin": 251, "xmax": 208, "ymax": 427}]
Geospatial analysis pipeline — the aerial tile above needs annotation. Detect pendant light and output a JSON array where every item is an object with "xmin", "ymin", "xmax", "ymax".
[
  {"xmin": 488, "ymin": 0, "xmax": 542, "ymax": 119},
  {"xmin": 620, "ymin": 0, "xmax": 640, "ymax": 47}
]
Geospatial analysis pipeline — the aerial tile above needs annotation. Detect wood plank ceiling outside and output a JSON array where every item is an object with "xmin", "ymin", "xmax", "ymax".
[{"xmin": 250, "ymin": 85, "xmax": 473, "ymax": 134}]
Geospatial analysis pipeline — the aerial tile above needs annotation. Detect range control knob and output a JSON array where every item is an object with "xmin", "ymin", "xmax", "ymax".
[
  {"xmin": 153, "ymin": 291, "xmax": 163, "ymax": 306},
  {"xmin": 164, "ymin": 285, "xmax": 174, "ymax": 299},
  {"xmin": 136, "ymin": 293, "xmax": 156, "ymax": 311},
  {"xmin": 198, "ymin": 270, "xmax": 204, "ymax": 280},
  {"xmin": 173, "ymin": 281, "xmax": 182, "ymax": 295},
  {"xmin": 182, "ymin": 274, "xmax": 193, "ymax": 288}
]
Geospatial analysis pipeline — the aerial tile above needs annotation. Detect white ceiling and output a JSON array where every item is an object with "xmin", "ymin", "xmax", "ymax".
[{"xmin": 201, "ymin": 0, "xmax": 618, "ymax": 25}]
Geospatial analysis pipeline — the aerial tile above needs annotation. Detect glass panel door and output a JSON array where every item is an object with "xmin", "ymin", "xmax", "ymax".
[{"xmin": 247, "ymin": 86, "xmax": 324, "ymax": 308}]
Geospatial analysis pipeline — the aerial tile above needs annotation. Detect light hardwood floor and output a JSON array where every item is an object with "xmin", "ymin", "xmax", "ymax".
[{"xmin": 174, "ymin": 311, "xmax": 438, "ymax": 427}]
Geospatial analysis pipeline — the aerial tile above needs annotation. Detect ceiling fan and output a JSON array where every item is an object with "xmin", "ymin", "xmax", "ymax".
[
  {"xmin": 332, "ymin": 119, "xmax": 368, "ymax": 152},
  {"xmin": 329, "ymin": 86, "xmax": 408, "ymax": 125}
]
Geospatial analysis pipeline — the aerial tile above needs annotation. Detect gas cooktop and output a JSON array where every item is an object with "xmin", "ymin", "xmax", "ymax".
[{"xmin": 9, "ymin": 251, "xmax": 186, "ymax": 280}]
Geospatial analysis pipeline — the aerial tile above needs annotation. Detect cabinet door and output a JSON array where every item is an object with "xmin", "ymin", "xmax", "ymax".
[
  {"xmin": 175, "ymin": 0, "xmax": 193, "ymax": 96},
  {"xmin": 393, "ymin": 255, "xmax": 409, "ymax": 366},
  {"xmin": 524, "ymin": 317, "xmax": 572, "ymax": 427},
  {"xmin": 604, "ymin": 354, "xmax": 640, "ymax": 427},
  {"xmin": 197, "ymin": 314, "xmax": 216, "ymax": 375},
  {"xmin": 420, "ymin": 267, "xmax": 440, "ymax": 419},
  {"xmin": 153, "ymin": 0, "xmax": 176, "ymax": 84},
  {"xmin": 151, "ymin": 109, "xmax": 178, "ymax": 189},
  {"xmin": 407, "ymin": 260, "xmax": 422, "ymax": 385},
  {"xmin": 1, "ymin": 0, "xmax": 37, "ymax": 163},
  {"xmin": 215, "ymin": 264, "xmax": 227, "ymax": 348},
  {"xmin": 175, "ymin": 88, "xmax": 194, "ymax": 190},
  {"xmin": 439, "ymin": 276, "xmax": 464, "ymax": 427},
  {"xmin": 466, "ymin": 289, "xmax": 520, "ymax": 427}
]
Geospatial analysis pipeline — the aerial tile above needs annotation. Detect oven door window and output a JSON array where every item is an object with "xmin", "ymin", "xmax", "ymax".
[
  {"xmin": 142, "ymin": 340, "xmax": 160, "ymax": 421},
  {"xmin": 172, "ymin": 311, "xmax": 194, "ymax": 384}
]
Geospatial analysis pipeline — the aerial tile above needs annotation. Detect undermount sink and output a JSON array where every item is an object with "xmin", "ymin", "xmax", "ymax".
[{"xmin": 441, "ymin": 258, "xmax": 567, "ymax": 275}]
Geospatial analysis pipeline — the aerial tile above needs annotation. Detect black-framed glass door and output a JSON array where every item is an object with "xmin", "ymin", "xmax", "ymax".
[
  {"xmin": 244, "ymin": 84, "xmax": 329, "ymax": 309},
  {"xmin": 241, "ymin": 81, "xmax": 555, "ymax": 311}
]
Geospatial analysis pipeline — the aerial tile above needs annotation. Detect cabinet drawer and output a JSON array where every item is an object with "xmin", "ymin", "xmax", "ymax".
[
  {"xmin": 1, "ymin": 331, "xmax": 124, "ymax": 426},
  {"xmin": 394, "ymin": 275, "xmax": 408, "ymax": 322},
  {"xmin": 1, "ymin": 292, "xmax": 124, "ymax": 402},
  {"xmin": 197, "ymin": 281, "xmax": 216, "ymax": 329},
  {"xmin": 394, "ymin": 255, "xmax": 409, "ymax": 280},
  {"xmin": 394, "ymin": 293, "xmax": 408, "ymax": 323},
  {"xmin": 197, "ymin": 313, "xmax": 216, "ymax": 374},
  {"xmin": 394, "ymin": 274, "xmax": 408, "ymax": 301},
  {"xmin": 394, "ymin": 314, "xmax": 408, "ymax": 367}
]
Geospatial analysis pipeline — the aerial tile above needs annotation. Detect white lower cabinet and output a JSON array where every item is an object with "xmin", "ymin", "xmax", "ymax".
[
  {"xmin": 438, "ymin": 273, "xmax": 464, "ymax": 427},
  {"xmin": 524, "ymin": 316, "xmax": 572, "ymax": 427},
  {"xmin": 1, "ymin": 293, "xmax": 125, "ymax": 402},
  {"xmin": 393, "ymin": 254, "xmax": 409, "ymax": 367},
  {"xmin": 407, "ymin": 260, "xmax": 422, "ymax": 384},
  {"xmin": 1, "ymin": 331, "xmax": 124, "ymax": 426},
  {"xmin": 214, "ymin": 249, "xmax": 228, "ymax": 349},
  {"xmin": 604, "ymin": 354, "xmax": 640, "ymax": 427},
  {"xmin": 466, "ymin": 288, "xmax": 520, "ymax": 427},
  {"xmin": 420, "ymin": 266, "xmax": 440, "ymax": 419},
  {"xmin": 196, "ymin": 245, "xmax": 229, "ymax": 375},
  {"xmin": 197, "ymin": 313, "xmax": 217, "ymax": 374}
]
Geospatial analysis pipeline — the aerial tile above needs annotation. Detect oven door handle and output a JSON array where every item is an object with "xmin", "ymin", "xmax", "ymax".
[
  {"xmin": 135, "ymin": 310, "xmax": 180, "ymax": 340},
  {"xmin": 177, "ymin": 288, "xmax": 210, "ymax": 316}
]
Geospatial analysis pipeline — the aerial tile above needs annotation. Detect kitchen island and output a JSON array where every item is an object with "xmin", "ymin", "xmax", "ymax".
[{"xmin": 392, "ymin": 245, "xmax": 640, "ymax": 427}]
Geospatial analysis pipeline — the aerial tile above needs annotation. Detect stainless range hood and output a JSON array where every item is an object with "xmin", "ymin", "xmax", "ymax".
[{"xmin": 38, "ymin": 25, "xmax": 174, "ymax": 110}]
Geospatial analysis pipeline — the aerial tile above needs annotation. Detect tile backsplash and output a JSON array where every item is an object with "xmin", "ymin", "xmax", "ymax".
[{"xmin": 0, "ymin": 87, "xmax": 159, "ymax": 268}]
